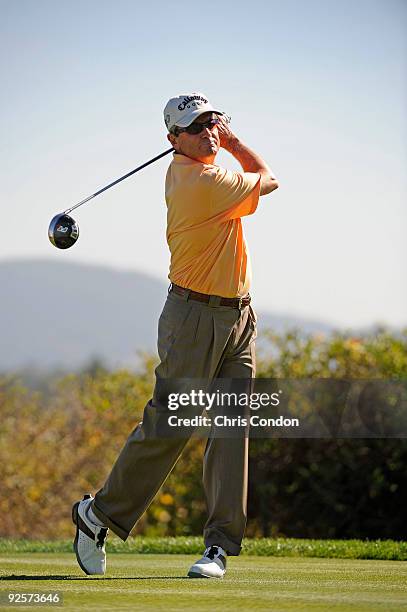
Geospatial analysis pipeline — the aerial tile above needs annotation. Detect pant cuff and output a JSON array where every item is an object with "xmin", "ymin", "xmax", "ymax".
[
  {"xmin": 204, "ymin": 529, "xmax": 242, "ymax": 556},
  {"xmin": 91, "ymin": 502, "xmax": 129, "ymax": 542}
]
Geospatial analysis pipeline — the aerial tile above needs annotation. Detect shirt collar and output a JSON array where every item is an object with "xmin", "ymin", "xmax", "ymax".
[{"xmin": 172, "ymin": 153, "xmax": 218, "ymax": 167}]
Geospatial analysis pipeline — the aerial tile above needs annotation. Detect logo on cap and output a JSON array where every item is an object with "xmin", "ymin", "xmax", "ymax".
[{"xmin": 178, "ymin": 95, "xmax": 208, "ymax": 111}]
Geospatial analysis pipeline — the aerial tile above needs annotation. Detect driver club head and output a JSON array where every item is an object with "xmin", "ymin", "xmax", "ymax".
[{"xmin": 48, "ymin": 213, "xmax": 79, "ymax": 249}]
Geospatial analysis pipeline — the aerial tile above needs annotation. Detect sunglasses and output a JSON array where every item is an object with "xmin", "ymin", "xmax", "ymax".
[{"xmin": 172, "ymin": 118, "xmax": 220, "ymax": 137}]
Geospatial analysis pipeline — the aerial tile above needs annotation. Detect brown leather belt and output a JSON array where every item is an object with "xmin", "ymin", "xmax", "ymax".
[{"xmin": 170, "ymin": 283, "xmax": 251, "ymax": 309}]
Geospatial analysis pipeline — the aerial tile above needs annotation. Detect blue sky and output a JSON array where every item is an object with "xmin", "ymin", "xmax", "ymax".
[{"xmin": 1, "ymin": 0, "xmax": 406, "ymax": 328}]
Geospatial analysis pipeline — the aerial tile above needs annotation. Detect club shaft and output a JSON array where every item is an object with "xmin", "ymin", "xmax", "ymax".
[{"xmin": 64, "ymin": 147, "xmax": 174, "ymax": 215}]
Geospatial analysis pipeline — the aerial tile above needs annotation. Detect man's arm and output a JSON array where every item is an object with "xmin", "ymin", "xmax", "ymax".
[{"xmin": 217, "ymin": 117, "xmax": 279, "ymax": 196}]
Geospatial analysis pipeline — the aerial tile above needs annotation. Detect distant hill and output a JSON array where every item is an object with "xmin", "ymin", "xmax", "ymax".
[{"xmin": 0, "ymin": 259, "xmax": 336, "ymax": 372}]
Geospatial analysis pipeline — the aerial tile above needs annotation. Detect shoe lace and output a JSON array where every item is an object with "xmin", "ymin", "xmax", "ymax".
[
  {"xmin": 96, "ymin": 528, "xmax": 108, "ymax": 549},
  {"xmin": 205, "ymin": 546, "xmax": 219, "ymax": 560}
]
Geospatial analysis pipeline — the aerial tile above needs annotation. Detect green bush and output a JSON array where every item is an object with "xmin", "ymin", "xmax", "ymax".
[{"xmin": 0, "ymin": 328, "xmax": 405, "ymax": 540}]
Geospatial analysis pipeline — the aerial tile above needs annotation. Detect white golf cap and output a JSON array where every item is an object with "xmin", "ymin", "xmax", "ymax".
[{"xmin": 163, "ymin": 92, "xmax": 223, "ymax": 132}]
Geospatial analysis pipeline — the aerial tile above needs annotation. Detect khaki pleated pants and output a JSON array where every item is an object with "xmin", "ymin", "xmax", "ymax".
[{"xmin": 92, "ymin": 288, "xmax": 257, "ymax": 555}]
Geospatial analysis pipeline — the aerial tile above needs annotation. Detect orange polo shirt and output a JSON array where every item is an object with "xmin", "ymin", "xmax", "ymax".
[{"xmin": 165, "ymin": 153, "xmax": 261, "ymax": 298}]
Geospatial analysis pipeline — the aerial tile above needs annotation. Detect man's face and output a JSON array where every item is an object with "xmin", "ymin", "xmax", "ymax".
[{"xmin": 167, "ymin": 112, "xmax": 220, "ymax": 163}]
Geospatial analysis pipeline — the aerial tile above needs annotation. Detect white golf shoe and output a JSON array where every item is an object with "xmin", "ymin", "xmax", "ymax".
[
  {"xmin": 188, "ymin": 545, "xmax": 227, "ymax": 578},
  {"xmin": 72, "ymin": 494, "xmax": 109, "ymax": 575}
]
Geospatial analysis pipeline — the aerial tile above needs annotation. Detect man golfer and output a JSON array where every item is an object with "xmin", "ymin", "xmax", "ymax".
[{"xmin": 72, "ymin": 92, "xmax": 278, "ymax": 578}]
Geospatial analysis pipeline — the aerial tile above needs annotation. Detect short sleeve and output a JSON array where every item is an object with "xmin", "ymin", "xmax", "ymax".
[{"xmin": 204, "ymin": 166, "xmax": 261, "ymax": 220}]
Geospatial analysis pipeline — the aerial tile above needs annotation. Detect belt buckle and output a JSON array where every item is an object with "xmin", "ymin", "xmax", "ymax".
[{"xmin": 237, "ymin": 297, "xmax": 243, "ymax": 310}]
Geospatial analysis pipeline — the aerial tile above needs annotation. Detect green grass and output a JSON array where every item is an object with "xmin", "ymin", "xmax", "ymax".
[
  {"xmin": 0, "ymin": 537, "xmax": 406, "ymax": 560},
  {"xmin": 0, "ymin": 553, "xmax": 406, "ymax": 611}
]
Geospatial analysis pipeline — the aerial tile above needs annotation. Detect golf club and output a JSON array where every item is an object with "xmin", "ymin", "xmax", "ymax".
[{"xmin": 48, "ymin": 147, "xmax": 174, "ymax": 249}]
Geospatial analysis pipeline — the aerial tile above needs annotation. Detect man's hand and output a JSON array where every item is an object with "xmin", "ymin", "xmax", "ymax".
[{"xmin": 217, "ymin": 115, "xmax": 238, "ymax": 151}]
